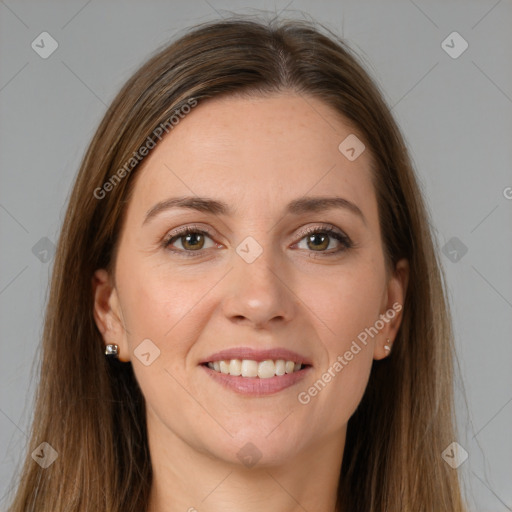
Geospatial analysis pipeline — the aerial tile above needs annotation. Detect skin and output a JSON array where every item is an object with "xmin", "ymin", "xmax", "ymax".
[{"xmin": 93, "ymin": 92, "xmax": 409, "ymax": 512}]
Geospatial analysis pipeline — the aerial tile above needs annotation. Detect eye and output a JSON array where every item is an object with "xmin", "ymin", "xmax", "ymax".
[
  {"xmin": 162, "ymin": 223, "xmax": 353, "ymax": 258},
  {"xmin": 294, "ymin": 225, "xmax": 353, "ymax": 256},
  {"xmin": 163, "ymin": 226, "xmax": 217, "ymax": 256}
]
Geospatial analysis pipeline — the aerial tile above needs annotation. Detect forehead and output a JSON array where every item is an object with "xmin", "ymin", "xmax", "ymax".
[{"xmin": 128, "ymin": 92, "xmax": 377, "ymax": 224}]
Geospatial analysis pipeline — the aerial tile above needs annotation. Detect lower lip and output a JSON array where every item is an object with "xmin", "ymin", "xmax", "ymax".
[{"xmin": 200, "ymin": 364, "xmax": 312, "ymax": 396}]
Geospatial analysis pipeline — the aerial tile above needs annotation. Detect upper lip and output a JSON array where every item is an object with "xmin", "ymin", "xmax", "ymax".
[{"xmin": 200, "ymin": 347, "xmax": 312, "ymax": 365}]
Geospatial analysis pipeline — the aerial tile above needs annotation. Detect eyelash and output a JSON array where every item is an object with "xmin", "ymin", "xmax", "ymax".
[{"xmin": 162, "ymin": 223, "xmax": 353, "ymax": 259}]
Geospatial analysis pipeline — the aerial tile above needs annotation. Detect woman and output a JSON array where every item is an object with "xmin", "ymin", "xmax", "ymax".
[{"xmin": 7, "ymin": 16, "xmax": 467, "ymax": 512}]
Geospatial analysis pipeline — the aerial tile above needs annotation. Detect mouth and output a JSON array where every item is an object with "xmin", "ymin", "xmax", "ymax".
[
  {"xmin": 201, "ymin": 359, "xmax": 311, "ymax": 378},
  {"xmin": 199, "ymin": 347, "xmax": 313, "ymax": 396},
  {"xmin": 200, "ymin": 360, "xmax": 312, "ymax": 396}
]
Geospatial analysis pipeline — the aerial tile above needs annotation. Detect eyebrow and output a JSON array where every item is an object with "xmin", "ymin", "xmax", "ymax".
[{"xmin": 143, "ymin": 195, "xmax": 366, "ymax": 225}]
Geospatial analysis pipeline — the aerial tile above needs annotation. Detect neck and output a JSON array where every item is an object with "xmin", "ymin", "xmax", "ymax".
[{"xmin": 145, "ymin": 410, "xmax": 345, "ymax": 512}]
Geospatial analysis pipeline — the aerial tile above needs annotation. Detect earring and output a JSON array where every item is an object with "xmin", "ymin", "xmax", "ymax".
[
  {"xmin": 384, "ymin": 338, "xmax": 391, "ymax": 352},
  {"xmin": 105, "ymin": 344, "xmax": 119, "ymax": 357}
]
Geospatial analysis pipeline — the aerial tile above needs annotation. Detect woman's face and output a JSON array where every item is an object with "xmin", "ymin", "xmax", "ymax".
[{"xmin": 93, "ymin": 92, "xmax": 408, "ymax": 467}]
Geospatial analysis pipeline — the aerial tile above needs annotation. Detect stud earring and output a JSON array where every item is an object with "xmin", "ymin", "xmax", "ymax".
[
  {"xmin": 105, "ymin": 344, "xmax": 119, "ymax": 357},
  {"xmin": 384, "ymin": 338, "xmax": 391, "ymax": 352}
]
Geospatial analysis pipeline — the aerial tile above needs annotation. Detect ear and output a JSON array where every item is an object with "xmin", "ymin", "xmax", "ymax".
[
  {"xmin": 92, "ymin": 269, "xmax": 130, "ymax": 362},
  {"xmin": 373, "ymin": 258, "xmax": 409, "ymax": 360}
]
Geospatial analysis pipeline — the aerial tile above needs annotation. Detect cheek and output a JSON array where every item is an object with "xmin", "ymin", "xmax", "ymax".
[
  {"xmin": 297, "ymin": 262, "xmax": 383, "ymax": 425},
  {"xmin": 118, "ymin": 261, "xmax": 208, "ymax": 345},
  {"xmin": 312, "ymin": 261, "xmax": 385, "ymax": 345},
  {"xmin": 118, "ymin": 267, "xmax": 210, "ymax": 425},
  {"xmin": 116, "ymin": 261, "xmax": 224, "ymax": 400}
]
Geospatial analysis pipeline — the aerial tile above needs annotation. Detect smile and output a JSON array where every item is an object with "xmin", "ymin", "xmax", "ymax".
[
  {"xmin": 200, "ymin": 360, "xmax": 312, "ymax": 396},
  {"xmin": 205, "ymin": 358, "xmax": 306, "ymax": 378}
]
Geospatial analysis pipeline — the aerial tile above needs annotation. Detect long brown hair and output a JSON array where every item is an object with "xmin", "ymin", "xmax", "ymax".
[{"xmin": 6, "ymin": 15, "xmax": 467, "ymax": 511}]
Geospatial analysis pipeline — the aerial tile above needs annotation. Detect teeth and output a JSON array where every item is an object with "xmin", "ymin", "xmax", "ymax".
[
  {"xmin": 219, "ymin": 360, "xmax": 230, "ymax": 374},
  {"xmin": 229, "ymin": 359, "xmax": 242, "ymax": 376},
  {"xmin": 257, "ymin": 360, "xmax": 275, "ymax": 379},
  {"xmin": 275, "ymin": 359, "xmax": 285, "ymax": 376},
  {"xmin": 206, "ymin": 359, "xmax": 304, "ymax": 378},
  {"xmin": 285, "ymin": 360, "xmax": 295, "ymax": 374},
  {"xmin": 241, "ymin": 359, "xmax": 258, "ymax": 377}
]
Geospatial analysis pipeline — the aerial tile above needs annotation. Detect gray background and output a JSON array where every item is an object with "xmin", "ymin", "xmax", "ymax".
[{"xmin": 1, "ymin": 1, "xmax": 511, "ymax": 510}]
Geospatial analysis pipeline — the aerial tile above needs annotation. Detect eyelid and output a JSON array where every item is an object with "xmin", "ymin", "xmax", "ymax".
[
  {"xmin": 166, "ymin": 223, "xmax": 220, "ymax": 240},
  {"xmin": 166, "ymin": 222, "xmax": 347, "ymax": 240},
  {"xmin": 292, "ymin": 223, "xmax": 353, "ymax": 252},
  {"xmin": 294, "ymin": 222, "xmax": 347, "ymax": 239}
]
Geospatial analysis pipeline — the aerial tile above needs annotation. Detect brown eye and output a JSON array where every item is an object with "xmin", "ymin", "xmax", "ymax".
[
  {"xmin": 178, "ymin": 232, "xmax": 206, "ymax": 251},
  {"xmin": 305, "ymin": 232, "xmax": 330, "ymax": 251},
  {"xmin": 295, "ymin": 226, "xmax": 352, "ymax": 255},
  {"xmin": 164, "ymin": 228, "xmax": 216, "ymax": 255}
]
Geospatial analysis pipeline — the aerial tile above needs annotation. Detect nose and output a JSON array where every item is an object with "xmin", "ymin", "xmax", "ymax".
[{"xmin": 221, "ymin": 245, "xmax": 297, "ymax": 330}]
